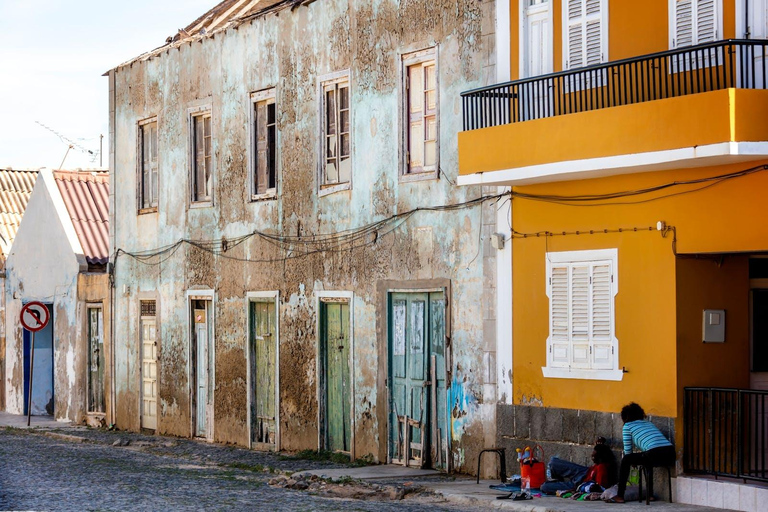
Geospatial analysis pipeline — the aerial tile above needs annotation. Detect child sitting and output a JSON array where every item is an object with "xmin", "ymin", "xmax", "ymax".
[{"xmin": 540, "ymin": 440, "xmax": 617, "ymax": 495}]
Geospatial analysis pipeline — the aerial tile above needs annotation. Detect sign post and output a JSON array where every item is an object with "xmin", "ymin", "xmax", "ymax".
[{"xmin": 20, "ymin": 302, "xmax": 50, "ymax": 426}]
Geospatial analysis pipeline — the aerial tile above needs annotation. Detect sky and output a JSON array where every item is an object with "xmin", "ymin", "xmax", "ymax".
[{"xmin": 0, "ymin": 0, "xmax": 216, "ymax": 170}]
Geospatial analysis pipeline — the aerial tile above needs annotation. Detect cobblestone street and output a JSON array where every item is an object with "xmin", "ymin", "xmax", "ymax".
[{"xmin": 0, "ymin": 427, "xmax": 475, "ymax": 512}]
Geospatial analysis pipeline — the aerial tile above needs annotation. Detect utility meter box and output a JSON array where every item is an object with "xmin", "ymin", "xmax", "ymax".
[{"xmin": 702, "ymin": 309, "xmax": 725, "ymax": 343}]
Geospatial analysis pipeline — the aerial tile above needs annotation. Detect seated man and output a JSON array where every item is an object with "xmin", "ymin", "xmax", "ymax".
[{"xmin": 540, "ymin": 440, "xmax": 617, "ymax": 495}]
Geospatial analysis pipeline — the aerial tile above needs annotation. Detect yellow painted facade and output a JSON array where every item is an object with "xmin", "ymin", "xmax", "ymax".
[{"xmin": 460, "ymin": 0, "xmax": 766, "ymax": 424}]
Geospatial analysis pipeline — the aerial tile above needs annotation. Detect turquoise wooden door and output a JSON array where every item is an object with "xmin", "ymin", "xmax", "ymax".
[
  {"xmin": 321, "ymin": 301, "xmax": 351, "ymax": 453},
  {"xmin": 250, "ymin": 300, "xmax": 277, "ymax": 448},
  {"xmin": 389, "ymin": 292, "xmax": 447, "ymax": 469}
]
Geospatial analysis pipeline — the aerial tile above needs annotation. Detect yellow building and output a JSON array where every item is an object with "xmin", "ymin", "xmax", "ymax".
[{"xmin": 461, "ymin": 1, "xmax": 768, "ymax": 506}]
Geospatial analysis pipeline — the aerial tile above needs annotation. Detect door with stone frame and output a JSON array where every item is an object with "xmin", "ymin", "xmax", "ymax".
[
  {"xmin": 191, "ymin": 298, "xmax": 214, "ymax": 438},
  {"xmin": 320, "ymin": 300, "xmax": 351, "ymax": 453},
  {"xmin": 389, "ymin": 291, "xmax": 447, "ymax": 469},
  {"xmin": 250, "ymin": 299, "xmax": 278, "ymax": 449},
  {"xmin": 87, "ymin": 305, "xmax": 105, "ymax": 414},
  {"xmin": 140, "ymin": 300, "xmax": 158, "ymax": 430}
]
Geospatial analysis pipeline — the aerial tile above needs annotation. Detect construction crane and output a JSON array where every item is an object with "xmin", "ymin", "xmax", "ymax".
[{"xmin": 34, "ymin": 121, "xmax": 101, "ymax": 169}]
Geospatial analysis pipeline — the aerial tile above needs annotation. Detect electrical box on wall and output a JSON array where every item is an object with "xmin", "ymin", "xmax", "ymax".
[{"xmin": 702, "ymin": 309, "xmax": 726, "ymax": 343}]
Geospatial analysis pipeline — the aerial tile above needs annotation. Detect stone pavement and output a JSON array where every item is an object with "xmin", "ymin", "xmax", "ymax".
[{"xmin": 0, "ymin": 413, "xmax": 737, "ymax": 512}]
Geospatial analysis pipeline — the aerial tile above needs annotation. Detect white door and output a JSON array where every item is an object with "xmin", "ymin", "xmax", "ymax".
[
  {"xmin": 521, "ymin": 0, "xmax": 553, "ymax": 119},
  {"xmin": 524, "ymin": 0, "xmax": 553, "ymax": 77},
  {"xmin": 140, "ymin": 308, "xmax": 158, "ymax": 430},
  {"xmin": 193, "ymin": 300, "xmax": 212, "ymax": 438}
]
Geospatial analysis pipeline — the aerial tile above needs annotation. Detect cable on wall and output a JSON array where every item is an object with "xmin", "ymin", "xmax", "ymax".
[{"xmin": 114, "ymin": 191, "xmax": 510, "ymax": 267}]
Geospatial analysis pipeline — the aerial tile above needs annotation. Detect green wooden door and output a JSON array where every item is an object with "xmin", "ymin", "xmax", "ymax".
[
  {"xmin": 87, "ymin": 307, "xmax": 105, "ymax": 413},
  {"xmin": 389, "ymin": 292, "xmax": 447, "ymax": 468},
  {"xmin": 250, "ymin": 300, "xmax": 277, "ymax": 448},
  {"xmin": 322, "ymin": 301, "xmax": 350, "ymax": 452}
]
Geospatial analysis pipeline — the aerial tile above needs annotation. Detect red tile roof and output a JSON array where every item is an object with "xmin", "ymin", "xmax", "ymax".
[
  {"xmin": 53, "ymin": 171, "xmax": 109, "ymax": 266},
  {"xmin": 0, "ymin": 169, "xmax": 38, "ymax": 258}
]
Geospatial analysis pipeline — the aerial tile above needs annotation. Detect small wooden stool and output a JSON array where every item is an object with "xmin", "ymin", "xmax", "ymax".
[{"xmin": 476, "ymin": 448, "xmax": 507, "ymax": 484}]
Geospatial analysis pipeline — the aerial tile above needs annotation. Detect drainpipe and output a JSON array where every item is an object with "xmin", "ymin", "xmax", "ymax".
[
  {"xmin": 107, "ymin": 69, "xmax": 117, "ymax": 427},
  {"xmin": 746, "ymin": 0, "xmax": 751, "ymax": 39}
]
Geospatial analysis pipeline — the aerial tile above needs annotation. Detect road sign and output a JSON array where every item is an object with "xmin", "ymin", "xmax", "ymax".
[{"xmin": 21, "ymin": 302, "xmax": 50, "ymax": 332}]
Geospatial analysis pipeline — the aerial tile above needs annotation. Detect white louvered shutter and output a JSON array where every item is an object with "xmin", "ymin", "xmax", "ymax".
[
  {"xmin": 591, "ymin": 262, "xmax": 614, "ymax": 369},
  {"xmin": 673, "ymin": 0, "xmax": 718, "ymax": 48},
  {"xmin": 565, "ymin": 0, "xmax": 605, "ymax": 69},
  {"xmin": 696, "ymin": 0, "xmax": 717, "ymax": 43},
  {"xmin": 570, "ymin": 264, "xmax": 591, "ymax": 368},
  {"xmin": 549, "ymin": 265, "xmax": 570, "ymax": 368}
]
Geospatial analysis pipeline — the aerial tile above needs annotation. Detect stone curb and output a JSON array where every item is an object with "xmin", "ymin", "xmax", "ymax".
[
  {"xmin": 434, "ymin": 491, "xmax": 560, "ymax": 511},
  {"xmin": 42, "ymin": 432, "xmax": 87, "ymax": 443}
]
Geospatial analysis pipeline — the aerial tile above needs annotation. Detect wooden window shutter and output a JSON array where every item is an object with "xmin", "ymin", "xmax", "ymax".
[
  {"xmin": 408, "ymin": 64, "xmax": 425, "ymax": 171},
  {"xmin": 566, "ymin": 0, "xmax": 584, "ymax": 69},
  {"xmin": 590, "ymin": 262, "xmax": 614, "ymax": 369},
  {"xmin": 673, "ymin": 0, "xmax": 693, "ymax": 48},
  {"xmin": 570, "ymin": 264, "xmax": 591, "ymax": 368},
  {"xmin": 549, "ymin": 265, "xmax": 570, "ymax": 368},
  {"xmin": 149, "ymin": 123, "xmax": 158, "ymax": 208},
  {"xmin": 194, "ymin": 116, "xmax": 206, "ymax": 200},
  {"xmin": 141, "ymin": 125, "xmax": 150, "ymax": 209},
  {"xmin": 673, "ymin": 0, "xmax": 717, "ymax": 48},
  {"xmin": 696, "ymin": 0, "xmax": 717, "ymax": 43},
  {"xmin": 255, "ymin": 102, "xmax": 268, "ymax": 195},
  {"xmin": 565, "ymin": 0, "xmax": 604, "ymax": 69}
]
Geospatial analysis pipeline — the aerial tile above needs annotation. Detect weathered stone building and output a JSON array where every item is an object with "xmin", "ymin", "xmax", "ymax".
[
  {"xmin": 108, "ymin": 0, "xmax": 504, "ymax": 474},
  {"xmin": 4, "ymin": 170, "xmax": 112, "ymax": 426}
]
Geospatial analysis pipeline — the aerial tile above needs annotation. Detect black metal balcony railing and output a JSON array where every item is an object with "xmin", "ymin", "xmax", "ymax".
[
  {"xmin": 684, "ymin": 387, "xmax": 768, "ymax": 483},
  {"xmin": 462, "ymin": 39, "xmax": 768, "ymax": 131}
]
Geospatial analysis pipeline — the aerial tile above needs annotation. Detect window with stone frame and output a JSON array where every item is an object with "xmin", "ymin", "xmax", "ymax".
[
  {"xmin": 190, "ymin": 110, "xmax": 212, "ymax": 203},
  {"xmin": 321, "ymin": 76, "xmax": 351, "ymax": 190},
  {"xmin": 138, "ymin": 118, "xmax": 158, "ymax": 211},
  {"xmin": 403, "ymin": 48, "xmax": 438, "ymax": 178},
  {"xmin": 251, "ymin": 89, "xmax": 277, "ymax": 199}
]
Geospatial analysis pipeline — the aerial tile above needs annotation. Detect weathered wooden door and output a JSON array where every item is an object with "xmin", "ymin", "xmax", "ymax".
[
  {"xmin": 140, "ymin": 301, "xmax": 158, "ymax": 430},
  {"xmin": 250, "ymin": 300, "xmax": 277, "ymax": 448},
  {"xmin": 192, "ymin": 300, "xmax": 212, "ymax": 438},
  {"xmin": 389, "ymin": 292, "xmax": 447, "ymax": 469},
  {"xmin": 321, "ymin": 301, "xmax": 351, "ymax": 453},
  {"xmin": 87, "ymin": 306, "xmax": 105, "ymax": 413}
]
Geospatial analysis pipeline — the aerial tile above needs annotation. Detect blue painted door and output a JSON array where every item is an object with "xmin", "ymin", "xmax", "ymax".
[
  {"xmin": 23, "ymin": 304, "xmax": 54, "ymax": 416},
  {"xmin": 389, "ymin": 292, "xmax": 447, "ymax": 469}
]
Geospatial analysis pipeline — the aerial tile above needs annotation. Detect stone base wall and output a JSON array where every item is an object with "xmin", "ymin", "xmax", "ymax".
[{"xmin": 496, "ymin": 404, "xmax": 676, "ymax": 495}]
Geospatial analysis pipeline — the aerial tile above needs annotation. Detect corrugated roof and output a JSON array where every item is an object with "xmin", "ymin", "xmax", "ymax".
[
  {"xmin": 110, "ymin": 0, "xmax": 303, "ymax": 71},
  {"xmin": 0, "ymin": 169, "xmax": 39, "ymax": 257},
  {"xmin": 53, "ymin": 171, "xmax": 110, "ymax": 267}
]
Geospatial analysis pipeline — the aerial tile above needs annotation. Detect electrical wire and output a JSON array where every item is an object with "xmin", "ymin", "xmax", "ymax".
[
  {"xmin": 114, "ymin": 192, "xmax": 508, "ymax": 267},
  {"xmin": 511, "ymin": 164, "xmax": 768, "ymax": 205}
]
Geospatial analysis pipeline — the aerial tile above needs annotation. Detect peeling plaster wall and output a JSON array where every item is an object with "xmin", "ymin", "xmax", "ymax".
[
  {"xmin": 3, "ymin": 178, "xmax": 84, "ymax": 422},
  {"xmin": 111, "ymin": 0, "xmax": 497, "ymax": 473}
]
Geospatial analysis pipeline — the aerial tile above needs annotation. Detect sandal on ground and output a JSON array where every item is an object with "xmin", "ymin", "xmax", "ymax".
[
  {"xmin": 513, "ymin": 492, "xmax": 533, "ymax": 501},
  {"xmin": 605, "ymin": 497, "xmax": 625, "ymax": 503}
]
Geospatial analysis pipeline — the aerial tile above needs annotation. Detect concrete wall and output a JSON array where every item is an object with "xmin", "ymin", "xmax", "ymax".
[
  {"xmin": 497, "ymin": 403, "xmax": 676, "ymax": 487},
  {"xmin": 110, "ymin": 0, "xmax": 498, "ymax": 473},
  {"xmin": 4, "ymin": 171, "xmax": 86, "ymax": 421}
]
